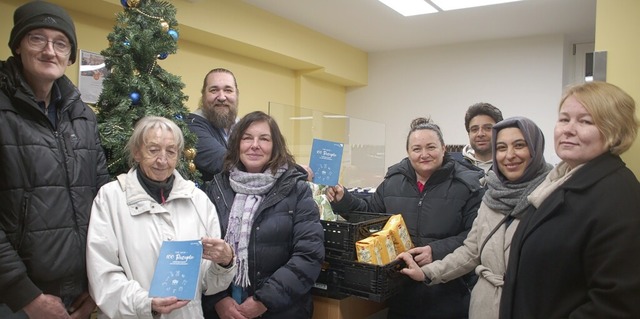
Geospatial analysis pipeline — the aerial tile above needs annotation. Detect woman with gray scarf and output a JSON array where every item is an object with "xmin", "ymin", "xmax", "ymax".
[
  {"xmin": 204, "ymin": 111, "xmax": 324, "ymax": 319},
  {"xmin": 397, "ymin": 116, "xmax": 552, "ymax": 319}
]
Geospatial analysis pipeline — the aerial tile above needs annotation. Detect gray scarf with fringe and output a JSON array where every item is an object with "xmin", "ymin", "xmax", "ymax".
[{"xmin": 225, "ymin": 165, "xmax": 286, "ymax": 287}]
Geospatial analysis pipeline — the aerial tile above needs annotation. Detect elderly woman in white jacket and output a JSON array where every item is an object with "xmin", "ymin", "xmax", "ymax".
[
  {"xmin": 87, "ymin": 116, "xmax": 236, "ymax": 319},
  {"xmin": 397, "ymin": 117, "xmax": 552, "ymax": 319}
]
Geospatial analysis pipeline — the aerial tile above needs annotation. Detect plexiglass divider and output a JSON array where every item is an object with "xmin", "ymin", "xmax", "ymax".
[{"xmin": 269, "ymin": 102, "xmax": 385, "ymax": 188}]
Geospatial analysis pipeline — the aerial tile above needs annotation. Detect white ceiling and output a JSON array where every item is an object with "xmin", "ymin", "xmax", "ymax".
[{"xmin": 242, "ymin": 0, "xmax": 597, "ymax": 53}]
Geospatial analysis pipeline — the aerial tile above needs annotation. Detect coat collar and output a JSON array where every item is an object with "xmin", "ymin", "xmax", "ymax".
[
  {"xmin": 117, "ymin": 168, "xmax": 195, "ymax": 215},
  {"xmin": 516, "ymin": 152, "xmax": 625, "ymax": 240}
]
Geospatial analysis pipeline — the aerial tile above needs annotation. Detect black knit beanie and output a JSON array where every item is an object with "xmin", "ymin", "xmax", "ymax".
[{"xmin": 9, "ymin": 1, "xmax": 78, "ymax": 64}]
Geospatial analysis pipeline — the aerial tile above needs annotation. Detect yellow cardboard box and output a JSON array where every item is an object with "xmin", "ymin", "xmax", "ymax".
[
  {"xmin": 383, "ymin": 214, "xmax": 413, "ymax": 254},
  {"xmin": 355, "ymin": 236, "xmax": 384, "ymax": 265},
  {"xmin": 372, "ymin": 229, "xmax": 397, "ymax": 262}
]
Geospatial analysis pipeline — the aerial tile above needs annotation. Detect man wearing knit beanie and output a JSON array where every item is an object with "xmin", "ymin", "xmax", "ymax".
[
  {"xmin": 0, "ymin": 1, "xmax": 109, "ymax": 319},
  {"xmin": 9, "ymin": 0, "xmax": 78, "ymax": 64}
]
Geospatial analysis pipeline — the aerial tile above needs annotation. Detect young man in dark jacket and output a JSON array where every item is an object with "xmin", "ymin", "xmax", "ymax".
[{"xmin": 0, "ymin": 2, "xmax": 109, "ymax": 318}]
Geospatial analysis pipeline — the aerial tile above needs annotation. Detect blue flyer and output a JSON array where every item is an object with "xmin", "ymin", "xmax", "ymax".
[
  {"xmin": 149, "ymin": 240, "xmax": 202, "ymax": 300},
  {"xmin": 309, "ymin": 138, "xmax": 344, "ymax": 186}
]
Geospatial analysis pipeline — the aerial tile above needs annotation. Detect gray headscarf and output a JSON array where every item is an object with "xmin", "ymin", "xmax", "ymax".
[
  {"xmin": 484, "ymin": 116, "xmax": 552, "ymax": 218},
  {"xmin": 491, "ymin": 116, "xmax": 548, "ymax": 184}
]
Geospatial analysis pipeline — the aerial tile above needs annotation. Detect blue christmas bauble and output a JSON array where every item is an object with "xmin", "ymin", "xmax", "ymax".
[
  {"xmin": 175, "ymin": 114, "xmax": 183, "ymax": 120},
  {"xmin": 168, "ymin": 30, "xmax": 179, "ymax": 41},
  {"xmin": 130, "ymin": 92, "xmax": 141, "ymax": 105},
  {"xmin": 120, "ymin": 0, "xmax": 128, "ymax": 8},
  {"xmin": 158, "ymin": 53, "xmax": 169, "ymax": 60},
  {"xmin": 124, "ymin": 40, "xmax": 130, "ymax": 47}
]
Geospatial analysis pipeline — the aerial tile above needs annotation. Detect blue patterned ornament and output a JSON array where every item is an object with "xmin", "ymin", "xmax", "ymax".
[
  {"xmin": 124, "ymin": 40, "xmax": 130, "ymax": 47},
  {"xmin": 168, "ymin": 29, "xmax": 179, "ymax": 41},
  {"xmin": 158, "ymin": 53, "xmax": 169, "ymax": 60},
  {"xmin": 130, "ymin": 92, "xmax": 141, "ymax": 105},
  {"xmin": 174, "ymin": 113, "xmax": 183, "ymax": 120},
  {"xmin": 120, "ymin": 0, "xmax": 128, "ymax": 8}
]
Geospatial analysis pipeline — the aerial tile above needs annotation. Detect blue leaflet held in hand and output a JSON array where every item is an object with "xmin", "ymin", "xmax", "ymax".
[
  {"xmin": 309, "ymin": 138, "xmax": 344, "ymax": 186},
  {"xmin": 149, "ymin": 240, "xmax": 202, "ymax": 300}
]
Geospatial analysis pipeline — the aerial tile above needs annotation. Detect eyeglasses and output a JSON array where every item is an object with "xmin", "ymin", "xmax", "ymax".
[
  {"xmin": 26, "ymin": 33, "xmax": 71, "ymax": 56},
  {"xmin": 469, "ymin": 124, "xmax": 493, "ymax": 134}
]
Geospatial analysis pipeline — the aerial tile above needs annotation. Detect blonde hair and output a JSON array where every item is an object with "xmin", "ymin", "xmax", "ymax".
[{"xmin": 559, "ymin": 81, "xmax": 639, "ymax": 155}]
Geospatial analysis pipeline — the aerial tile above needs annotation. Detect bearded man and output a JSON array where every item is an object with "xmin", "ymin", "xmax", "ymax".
[{"xmin": 187, "ymin": 68, "xmax": 239, "ymax": 181}]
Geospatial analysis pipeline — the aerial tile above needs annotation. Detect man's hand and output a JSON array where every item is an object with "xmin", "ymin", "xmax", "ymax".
[{"xmin": 23, "ymin": 294, "xmax": 70, "ymax": 319}]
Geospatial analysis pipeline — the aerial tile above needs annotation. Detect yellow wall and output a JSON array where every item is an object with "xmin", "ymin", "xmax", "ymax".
[
  {"xmin": 0, "ymin": 0, "xmax": 367, "ymax": 126},
  {"xmin": 595, "ymin": 0, "xmax": 640, "ymax": 176}
]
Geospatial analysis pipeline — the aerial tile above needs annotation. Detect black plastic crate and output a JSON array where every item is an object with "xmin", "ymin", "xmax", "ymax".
[
  {"xmin": 322, "ymin": 211, "xmax": 390, "ymax": 260},
  {"xmin": 313, "ymin": 256, "xmax": 410, "ymax": 302}
]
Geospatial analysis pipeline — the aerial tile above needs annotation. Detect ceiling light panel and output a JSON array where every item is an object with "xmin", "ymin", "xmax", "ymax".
[
  {"xmin": 431, "ymin": 0, "xmax": 524, "ymax": 11},
  {"xmin": 378, "ymin": 0, "xmax": 438, "ymax": 16}
]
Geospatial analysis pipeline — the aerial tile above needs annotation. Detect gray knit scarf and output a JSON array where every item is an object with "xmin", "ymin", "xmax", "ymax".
[
  {"xmin": 225, "ymin": 165, "xmax": 287, "ymax": 287},
  {"xmin": 483, "ymin": 163, "xmax": 551, "ymax": 219}
]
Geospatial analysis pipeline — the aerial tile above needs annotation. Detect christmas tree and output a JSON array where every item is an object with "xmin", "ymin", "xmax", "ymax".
[{"xmin": 96, "ymin": 0, "xmax": 201, "ymax": 184}]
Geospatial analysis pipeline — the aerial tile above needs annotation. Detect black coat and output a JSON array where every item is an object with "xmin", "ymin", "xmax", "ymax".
[
  {"xmin": 204, "ymin": 165, "xmax": 324, "ymax": 319},
  {"xmin": 332, "ymin": 156, "xmax": 484, "ymax": 318},
  {"xmin": 500, "ymin": 153, "xmax": 640, "ymax": 319},
  {"xmin": 0, "ymin": 57, "xmax": 109, "ymax": 311}
]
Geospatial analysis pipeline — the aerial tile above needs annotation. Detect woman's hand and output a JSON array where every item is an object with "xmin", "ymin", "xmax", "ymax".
[
  {"xmin": 406, "ymin": 245, "xmax": 433, "ymax": 266},
  {"xmin": 237, "ymin": 296, "xmax": 267, "ymax": 319},
  {"xmin": 325, "ymin": 184, "xmax": 345, "ymax": 203},
  {"xmin": 214, "ymin": 297, "xmax": 249, "ymax": 319},
  {"xmin": 396, "ymin": 252, "xmax": 426, "ymax": 282},
  {"xmin": 202, "ymin": 237, "xmax": 234, "ymax": 266},
  {"xmin": 68, "ymin": 291, "xmax": 96, "ymax": 319},
  {"xmin": 151, "ymin": 297, "xmax": 189, "ymax": 315}
]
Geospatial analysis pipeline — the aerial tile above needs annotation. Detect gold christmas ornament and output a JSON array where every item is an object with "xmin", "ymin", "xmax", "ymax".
[
  {"xmin": 160, "ymin": 20, "xmax": 169, "ymax": 32},
  {"xmin": 184, "ymin": 148, "xmax": 196, "ymax": 160},
  {"xmin": 127, "ymin": 0, "xmax": 140, "ymax": 8},
  {"xmin": 188, "ymin": 162, "xmax": 196, "ymax": 173}
]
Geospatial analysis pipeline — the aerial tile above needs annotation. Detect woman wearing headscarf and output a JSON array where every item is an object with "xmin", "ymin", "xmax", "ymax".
[{"xmin": 398, "ymin": 116, "xmax": 552, "ymax": 319}]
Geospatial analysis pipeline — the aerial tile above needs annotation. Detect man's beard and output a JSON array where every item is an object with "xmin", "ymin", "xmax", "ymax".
[{"xmin": 203, "ymin": 103, "xmax": 237, "ymax": 129}]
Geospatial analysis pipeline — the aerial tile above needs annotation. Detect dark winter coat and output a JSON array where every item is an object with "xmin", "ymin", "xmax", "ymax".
[
  {"xmin": 204, "ymin": 165, "xmax": 324, "ymax": 319},
  {"xmin": 332, "ymin": 156, "xmax": 484, "ymax": 318},
  {"xmin": 0, "ymin": 57, "xmax": 109, "ymax": 311},
  {"xmin": 500, "ymin": 153, "xmax": 640, "ymax": 319},
  {"xmin": 187, "ymin": 111, "xmax": 229, "ymax": 182}
]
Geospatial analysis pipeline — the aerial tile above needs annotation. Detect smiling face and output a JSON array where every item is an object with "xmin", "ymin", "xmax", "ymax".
[
  {"xmin": 407, "ymin": 128, "xmax": 445, "ymax": 182},
  {"xmin": 554, "ymin": 95, "xmax": 607, "ymax": 168},
  {"xmin": 201, "ymin": 71, "xmax": 238, "ymax": 129},
  {"xmin": 16, "ymin": 28, "xmax": 71, "ymax": 88},
  {"xmin": 468, "ymin": 114, "xmax": 496, "ymax": 160},
  {"xmin": 495, "ymin": 127, "xmax": 531, "ymax": 182},
  {"xmin": 134, "ymin": 127, "xmax": 178, "ymax": 182},
  {"xmin": 239, "ymin": 121, "xmax": 273, "ymax": 173}
]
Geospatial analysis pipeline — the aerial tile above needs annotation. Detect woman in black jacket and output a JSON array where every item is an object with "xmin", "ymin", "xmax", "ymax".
[
  {"xmin": 204, "ymin": 111, "xmax": 324, "ymax": 319},
  {"xmin": 327, "ymin": 117, "xmax": 484, "ymax": 319},
  {"xmin": 500, "ymin": 81, "xmax": 640, "ymax": 318}
]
